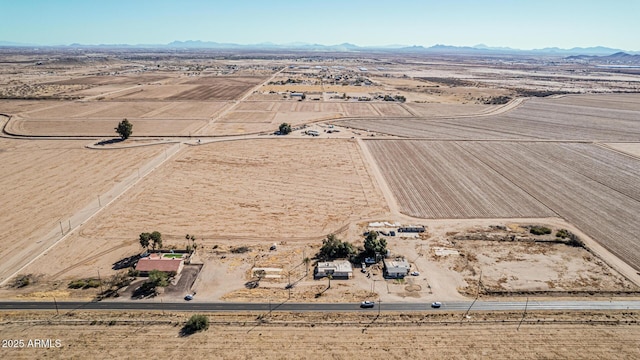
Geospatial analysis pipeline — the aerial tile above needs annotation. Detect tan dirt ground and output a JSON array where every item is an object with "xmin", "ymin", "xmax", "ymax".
[
  {"xmin": 2, "ymin": 55, "xmax": 640, "ymax": 309},
  {"xmin": 0, "ymin": 139, "xmax": 170, "ymax": 285},
  {"xmin": 1, "ymin": 311, "xmax": 639, "ymax": 359},
  {"xmin": 9, "ymin": 139, "xmax": 388, "ymax": 287}
]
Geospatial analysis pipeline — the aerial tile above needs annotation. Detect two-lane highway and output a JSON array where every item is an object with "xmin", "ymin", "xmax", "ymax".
[{"xmin": 1, "ymin": 300, "xmax": 639, "ymax": 312}]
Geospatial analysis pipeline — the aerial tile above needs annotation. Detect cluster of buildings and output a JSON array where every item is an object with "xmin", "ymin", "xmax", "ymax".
[{"xmin": 314, "ymin": 257, "xmax": 411, "ymax": 279}]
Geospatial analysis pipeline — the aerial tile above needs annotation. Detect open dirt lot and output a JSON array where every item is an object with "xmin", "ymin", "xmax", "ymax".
[
  {"xmin": 1, "ymin": 311, "xmax": 639, "ymax": 359},
  {"xmin": 5, "ymin": 101, "xmax": 229, "ymax": 136},
  {"xmin": 11, "ymin": 139, "xmax": 387, "ymax": 285},
  {"xmin": 0, "ymin": 139, "xmax": 169, "ymax": 284},
  {"xmin": 431, "ymin": 224, "xmax": 639, "ymax": 296}
]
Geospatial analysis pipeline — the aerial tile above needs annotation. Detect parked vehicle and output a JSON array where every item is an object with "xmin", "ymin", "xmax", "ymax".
[
  {"xmin": 397, "ymin": 226, "xmax": 426, "ymax": 233},
  {"xmin": 184, "ymin": 294, "xmax": 194, "ymax": 301}
]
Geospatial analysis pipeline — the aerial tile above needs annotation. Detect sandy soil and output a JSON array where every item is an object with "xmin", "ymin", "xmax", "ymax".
[
  {"xmin": 2, "ymin": 51, "xmax": 639, "ymax": 309},
  {"xmin": 603, "ymin": 143, "xmax": 640, "ymax": 158},
  {"xmin": 1, "ymin": 311, "xmax": 639, "ymax": 359},
  {"xmin": 0, "ymin": 139, "xmax": 170, "ymax": 285},
  {"xmin": 10, "ymin": 139, "xmax": 387, "ymax": 286}
]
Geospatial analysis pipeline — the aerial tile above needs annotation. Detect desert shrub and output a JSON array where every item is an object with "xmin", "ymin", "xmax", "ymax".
[
  {"xmin": 279, "ymin": 123, "xmax": 292, "ymax": 135},
  {"xmin": 68, "ymin": 279, "xmax": 101, "ymax": 289},
  {"xmin": 530, "ymin": 226, "xmax": 552, "ymax": 235},
  {"xmin": 556, "ymin": 229, "xmax": 571, "ymax": 239},
  {"xmin": 13, "ymin": 275, "xmax": 32, "ymax": 288},
  {"xmin": 127, "ymin": 268, "xmax": 140, "ymax": 277},
  {"xmin": 183, "ymin": 314, "xmax": 209, "ymax": 334},
  {"xmin": 566, "ymin": 233, "xmax": 585, "ymax": 248},
  {"xmin": 231, "ymin": 246, "xmax": 250, "ymax": 254},
  {"xmin": 148, "ymin": 270, "xmax": 170, "ymax": 287},
  {"xmin": 483, "ymin": 95, "xmax": 511, "ymax": 105}
]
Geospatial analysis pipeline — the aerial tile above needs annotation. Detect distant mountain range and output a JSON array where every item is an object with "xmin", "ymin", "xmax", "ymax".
[{"xmin": 0, "ymin": 40, "xmax": 638, "ymax": 56}]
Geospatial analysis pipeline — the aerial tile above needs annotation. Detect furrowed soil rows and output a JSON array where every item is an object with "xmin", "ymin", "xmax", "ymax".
[
  {"xmin": 405, "ymin": 103, "xmax": 489, "ymax": 117},
  {"xmin": 46, "ymin": 75, "xmax": 168, "ymax": 86},
  {"xmin": 372, "ymin": 103, "xmax": 412, "ymax": 116},
  {"xmin": 339, "ymin": 118, "xmax": 526, "ymax": 139},
  {"xmin": 114, "ymin": 85, "xmax": 197, "ymax": 100},
  {"xmin": 461, "ymin": 142, "xmax": 640, "ymax": 271},
  {"xmin": 272, "ymin": 102, "xmax": 298, "ymax": 112},
  {"xmin": 343, "ymin": 103, "xmax": 378, "ymax": 116},
  {"xmin": 365, "ymin": 140, "xmax": 554, "ymax": 218},
  {"xmin": 235, "ymin": 101, "xmax": 276, "ymax": 111},
  {"xmin": 218, "ymin": 111, "xmax": 275, "ymax": 123},
  {"xmin": 169, "ymin": 77, "xmax": 266, "ymax": 100},
  {"xmin": 320, "ymin": 103, "xmax": 344, "ymax": 113},
  {"xmin": 140, "ymin": 101, "xmax": 229, "ymax": 118},
  {"xmin": 340, "ymin": 94, "xmax": 640, "ymax": 141}
]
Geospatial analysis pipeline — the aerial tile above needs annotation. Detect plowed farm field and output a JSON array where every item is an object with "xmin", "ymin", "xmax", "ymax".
[
  {"xmin": 367, "ymin": 140, "xmax": 640, "ymax": 271},
  {"xmin": 167, "ymin": 76, "xmax": 266, "ymax": 100},
  {"xmin": 340, "ymin": 94, "xmax": 640, "ymax": 141},
  {"xmin": 365, "ymin": 140, "xmax": 554, "ymax": 218},
  {"xmin": 46, "ymin": 74, "xmax": 168, "ymax": 86},
  {"xmin": 462, "ymin": 142, "xmax": 640, "ymax": 272}
]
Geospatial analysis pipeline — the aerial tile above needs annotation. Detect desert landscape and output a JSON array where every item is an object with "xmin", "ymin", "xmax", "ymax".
[{"xmin": 1, "ymin": 46, "xmax": 639, "ymax": 357}]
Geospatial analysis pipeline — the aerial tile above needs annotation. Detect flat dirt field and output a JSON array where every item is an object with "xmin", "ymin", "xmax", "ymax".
[
  {"xmin": 1, "ymin": 311, "xmax": 639, "ymax": 359},
  {"xmin": 430, "ymin": 225, "xmax": 639, "ymax": 295},
  {"xmin": 15, "ymin": 139, "xmax": 387, "ymax": 282},
  {"xmin": 5, "ymin": 101, "xmax": 229, "ymax": 136},
  {"xmin": 0, "ymin": 139, "xmax": 169, "ymax": 283}
]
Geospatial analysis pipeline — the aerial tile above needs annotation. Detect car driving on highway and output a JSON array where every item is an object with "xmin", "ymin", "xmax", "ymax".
[{"xmin": 360, "ymin": 300, "xmax": 375, "ymax": 308}]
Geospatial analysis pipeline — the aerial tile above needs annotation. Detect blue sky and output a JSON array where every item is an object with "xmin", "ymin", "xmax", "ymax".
[{"xmin": 2, "ymin": 0, "xmax": 638, "ymax": 50}]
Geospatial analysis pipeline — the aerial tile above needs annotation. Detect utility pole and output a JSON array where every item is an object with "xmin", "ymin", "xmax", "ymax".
[
  {"xmin": 518, "ymin": 297, "xmax": 529, "ymax": 331},
  {"xmin": 59, "ymin": 221, "xmax": 64, "ymax": 235},
  {"xmin": 97, "ymin": 270, "xmax": 104, "ymax": 295},
  {"xmin": 53, "ymin": 296, "xmax": 59, "ymax": 315}
]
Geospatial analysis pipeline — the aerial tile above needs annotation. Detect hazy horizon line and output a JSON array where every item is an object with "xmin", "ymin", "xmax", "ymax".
[{"xmin": 1, "ymin": 39, "xmax": 638, "ymax": 54}]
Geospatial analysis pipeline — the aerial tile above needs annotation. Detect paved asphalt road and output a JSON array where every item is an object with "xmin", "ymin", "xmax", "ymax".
[{"xmin": 1, "ymin": 300, "xmax": 639, "ymax": 312}]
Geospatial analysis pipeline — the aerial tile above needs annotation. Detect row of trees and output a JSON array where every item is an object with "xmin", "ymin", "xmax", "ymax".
[
  {"xmin": 317, "ymin": 231, "xmax": 387, "ymax": 261},
  {"xmin": 139, "ymin": 232, "xmax": 203, "ymax": 253}
]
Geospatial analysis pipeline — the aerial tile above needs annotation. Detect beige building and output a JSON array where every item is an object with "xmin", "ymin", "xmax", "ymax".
[
  {"xmin": 314, "ymin": 260, "xmax": 353, "ymax": 279},
  {"xmin": 383, "ymin": 257, "xmax": 410, "ymax": 278}
]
